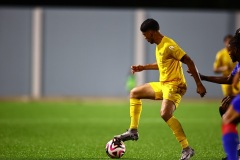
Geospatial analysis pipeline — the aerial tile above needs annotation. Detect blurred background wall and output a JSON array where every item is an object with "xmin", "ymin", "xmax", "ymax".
[{"xmin": 0, "ymin": 6, "xmax": 239, "ymax": 99}]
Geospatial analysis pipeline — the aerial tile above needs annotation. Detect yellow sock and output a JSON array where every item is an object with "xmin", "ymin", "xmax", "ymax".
[
  {"xmin": 129, "ymin": 98, "xmax": 142, "ymax": 129},
  {"xmin": 166, "ymin": 116, "xmax": 189, "ymax": 149}
]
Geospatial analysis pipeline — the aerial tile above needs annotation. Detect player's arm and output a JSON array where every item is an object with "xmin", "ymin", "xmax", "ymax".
[
  {"xmin": 213, "ymin": 66, "xmax": 228, "ymax": 73},
  {"xmin": 131, "ymin": 62, "xmax": 158, "ymax": 74},
  {"xmin": 188, "ymin": 62, "xmax": 234, "ymax": 84},
  {"xmin": 181, "ymin": 54, "xmax": 206, "ymax": 97},
  {"xmin": 200, "ymin": 74, "xmax": 233, "ymax": 84},
  {"xmin": 213, "ymin": 53, "xmax": 228, "ymax": 73}
]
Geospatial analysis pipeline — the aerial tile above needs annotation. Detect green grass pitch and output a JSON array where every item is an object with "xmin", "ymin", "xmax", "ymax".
[{"xmin": 0, "ymin": 99, "xmax": 237, "ymax": 160}]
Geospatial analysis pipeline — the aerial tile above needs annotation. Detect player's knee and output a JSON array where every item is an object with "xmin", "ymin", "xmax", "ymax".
[
  {"xmin": 160, "ymin": 110, "xmax": 172, "ymax": 122},
  {"xmin": 130, "ymin": 87, "xmax": 143, "ymax": 99},
  {"xmin": 130, "ymin": 87, "xmax": 140, "ymax": 99},
  {"xmin": 222, "ymin": 110, "xmax": 238, "ymax": 124}
]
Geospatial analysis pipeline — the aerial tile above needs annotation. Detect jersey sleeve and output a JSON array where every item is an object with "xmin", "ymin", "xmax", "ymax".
[
  {"xmin": 231, "ymin": 63, "xmax": 240, "ymax": 76},
  {"xmin": 168, "ymin": 45, "xmax": 186, "ymax": 61}
]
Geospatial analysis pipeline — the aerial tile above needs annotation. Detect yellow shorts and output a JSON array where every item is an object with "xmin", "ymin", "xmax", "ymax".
[{"xmin": 149, "ymin": 81, "xmax": 187, "ymax": 108}]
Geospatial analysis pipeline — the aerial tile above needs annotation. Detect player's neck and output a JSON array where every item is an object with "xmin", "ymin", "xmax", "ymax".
[{"xmin": 155, "ymin": 33, "xmax": 164, "ymax": 45}]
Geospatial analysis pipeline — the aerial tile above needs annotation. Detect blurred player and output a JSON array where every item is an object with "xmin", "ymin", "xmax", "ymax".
[
  {"xmin": 125, "ymin": 71, "xmax": 136, "ymax": 92},
  {"xmin": 188, "ymin": 28, "xmax": 240, "ymax": 160},
  {"xmin": 114, "ymin": 18, "xmax": 206, "ymax": 160},
  {"xmin": 213, "ymin": 34, "xmax": 240, "ymax": 96},
  {"xmin": 222, "ymin": 28, "xmax": 240, "ymax": 160}
]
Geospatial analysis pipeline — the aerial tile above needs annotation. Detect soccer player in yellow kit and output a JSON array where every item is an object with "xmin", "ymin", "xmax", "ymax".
[
  {"xmin": 114, "ymin": 18, "xmax": 206, "ymax": 160},
  {"xmin": 213, "ymin": 34, "xmax": 240, "ymax": 96}
]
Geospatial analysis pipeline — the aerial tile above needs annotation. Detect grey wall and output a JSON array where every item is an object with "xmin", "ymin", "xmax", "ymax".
[
  {"xmin": 0, "ymin": 7, "xmax": 32, "ymax": 96},
  {"xmin": 43, "ymin": 8, "xmax": 134, "ymax": 97},
  {"xmin": 0, "ymin": 7, "xmax": 237, "ymax": 98}
]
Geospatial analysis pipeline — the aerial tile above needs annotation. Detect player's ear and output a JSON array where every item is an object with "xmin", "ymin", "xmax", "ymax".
[{"xmin": 150, "ymin": 31, "xmax": 154, "ymax": 38}]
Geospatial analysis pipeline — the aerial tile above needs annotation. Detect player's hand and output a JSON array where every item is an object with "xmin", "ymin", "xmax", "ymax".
[
  {"xmin": 131, "ymin": 65, "xmax": 144, "ymax": 74},
  {"xmin": 219, "ymin": 95, "xmax": 235, "ymax": 117},
  {"xmin": 197, "ymin": 83, "xmax": 207, "ymax": 97},
  {"xmin": 222, "ymin": 66, "xmax": 228, "ymax": 72},
  {"xmin": 187, "ymin": 69, "xmax": 203, "ymax": 80}
]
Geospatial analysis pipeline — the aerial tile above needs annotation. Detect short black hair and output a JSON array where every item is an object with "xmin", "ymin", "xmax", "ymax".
[{"xmin": 140, "ymin": 18, "xmax": 160, "ymax": 32}]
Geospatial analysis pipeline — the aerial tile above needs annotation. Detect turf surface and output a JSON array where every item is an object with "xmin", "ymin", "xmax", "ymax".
[{"xmin": 0, "ymin": 99, "xmax": 235, "ymax": 160}]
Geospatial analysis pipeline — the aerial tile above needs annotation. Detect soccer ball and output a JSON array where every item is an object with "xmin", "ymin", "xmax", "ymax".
[{"xmin": 105, "ymin": 138, "xmax": 126, "ymax": 158}]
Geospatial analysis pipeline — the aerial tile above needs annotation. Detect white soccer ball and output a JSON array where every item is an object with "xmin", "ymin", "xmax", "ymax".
[{"xmin": 105, "ymin": 138, "xmax": 126, "ymax": 158}]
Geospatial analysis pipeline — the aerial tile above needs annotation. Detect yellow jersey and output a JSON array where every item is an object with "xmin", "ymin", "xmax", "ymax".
[
  {"xmin": 213, "ymin": 48, "xmax": 237, "ymax": 77},
  {"xmin": 156, "ymin": 36, "xmax": 186, "ymax": 84}
]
